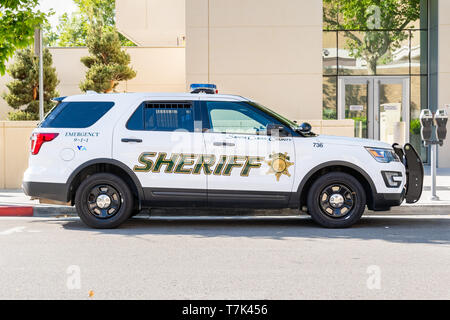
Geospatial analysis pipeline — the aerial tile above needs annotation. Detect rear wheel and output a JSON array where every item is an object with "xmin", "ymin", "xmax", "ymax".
[
  {"xmin": 75, "ymin": 173, "xmax": 134, "ymax": 229},
  {"xmin": 307, "ymin": 172, "xmax": 366, "ymax": 228}
]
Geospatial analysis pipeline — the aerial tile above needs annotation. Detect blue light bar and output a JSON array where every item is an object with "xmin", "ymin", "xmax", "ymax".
[
  {"xmin": 190, "ymin": 83, "xmax": 217, "ymax": 90},
  {"xmin": 190, "ymin": 83, "xmax": 218, "ymax": 94}
]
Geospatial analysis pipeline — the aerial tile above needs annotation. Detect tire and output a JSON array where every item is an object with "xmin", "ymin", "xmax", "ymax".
[
  {"xmin": 306, "ymin": 172, "xmax": 366, "ymax": 228},
  {"xmin": 75, "ymin": 173, "xmax": 134, "ymax": 229}
]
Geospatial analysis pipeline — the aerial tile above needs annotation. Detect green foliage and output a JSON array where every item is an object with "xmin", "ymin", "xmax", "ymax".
[
  {"xmin": 0, "ymin": 0, "xmax": 48, "ymax": 75},
  {"xmin": 79, "ymin": 25, "xmax": 136, "ymax": 93},
  {"xmin": 55, "ymin": 0, "xmax": 135, "ymax": 47},
  {"xmin": 410, "ymin": 118, "xmax": 421, "ymax": 135},
  {"xmin": 2, "ymin": 48, "xmax": 59, "ymax": 120},
  {"xmin": 323, "ymin": 0, "xmax": 421, "ymax": 74}
]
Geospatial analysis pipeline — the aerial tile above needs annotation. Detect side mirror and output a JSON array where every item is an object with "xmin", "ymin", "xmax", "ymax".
[
  {"xmin": 420, "ymin": 109, "xmax": 433, "ymax": 144},
  {"xmin": 435, "ymin": 109, "xmax": 448, "ymax": 145},
  {"xmin": 298, "ymin": 122, "xmax": 312, "ymax": 134},
  {"xmin": 267, "ymin": 123, "xmax": 290, "ymax": 137}
]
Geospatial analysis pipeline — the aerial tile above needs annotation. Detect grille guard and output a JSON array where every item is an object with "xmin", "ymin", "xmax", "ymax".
[{"xmin": 392, "ymin": 143, "xmax": 424, "ymax": 204}]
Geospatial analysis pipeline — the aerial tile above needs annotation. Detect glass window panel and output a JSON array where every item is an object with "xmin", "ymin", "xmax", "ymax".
[
  {"xmin": 411, "ymin": 30, "xmax": 428, "ymax": 75},
  {"xmin": 323, "ymin": 31, "xmax": 337, "ymax": 75},
  {"xmin": 323, "ymin": 0, "xmax": 339, "ymax": 30},
  {"xmin": 379, "ymin": 83, "xmax": 405, "ymax": 145},
  {"xmin": 142, "ymin": 104, "xmax": 194, "ymax": 132},
  {"xmin": 323, "ymin": 76, "xmax": 337, "ymax": 119},
  {"xmin": 419, "ymin": 0, "xmax": 428, "ymax": 30},
  {"xmin": 327, "ymin": 1, "xmax": 423, "ymax": 31},
  {"xmin": 405, "ymin": 0, "xmax": 427, "ymax": 30},
  {"xmin": 337, "ymin": 31, "xmax": 370, "ymax": 75},
  {"xmin": 345, "ymin": 83, "xmax": 368, "ymax": 139},
  {"xmin": 375, "ymin": 31, "xmax": 410, "ymax": 75},
  {"xmin": 206, "ymin": 101, "xmax": 279, "ymax": 135},
  {"xmin": 40, "ymin": 101, "xmax": 115, "ymax": 128},
  {"xmin": 338, "ymin": 31, "xmax": 412, "ymax": 75},
  {"xmin": 410, "ymin": 76, "xmax": 428, "ymax": 162}
]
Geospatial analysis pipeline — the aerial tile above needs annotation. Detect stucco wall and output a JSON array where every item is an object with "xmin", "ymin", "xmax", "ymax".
[
  {"xmin": 186, "ymin": 0, "xmax": 323, "ymax": 121},
  {"xmin": 0, "ymin": 46, "xmax": 186, "ymax": 120},
  {"xmin": 116, "ymin": 0, "xmax": 185, "ymax": 47},
  {"xmin": 0, "ymin": 121, "xmax": 38, "ymax": 189},
  {"xmin": 437, "ymin": 0, "xmax": 450, "ymax": 167}
]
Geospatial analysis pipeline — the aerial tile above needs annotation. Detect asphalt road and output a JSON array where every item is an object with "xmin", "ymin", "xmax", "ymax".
[{"xmin": 0, "ymin": 215, "xmax": 449, "ymax": 300}]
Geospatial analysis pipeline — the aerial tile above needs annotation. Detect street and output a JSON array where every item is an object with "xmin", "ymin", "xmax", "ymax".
[{"xmin": 0, "ymin": 215, "xmax": 449, "ymax": 300}]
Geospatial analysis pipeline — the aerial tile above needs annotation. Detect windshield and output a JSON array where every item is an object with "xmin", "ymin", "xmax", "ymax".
[{"xmin": 248, "ymin": 102, "xmax": 299, "ymax": 130}]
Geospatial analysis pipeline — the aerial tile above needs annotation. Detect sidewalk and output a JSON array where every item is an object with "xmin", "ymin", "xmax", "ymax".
[{"xmin": 0, "ymin": 166, "xmax": 449, "ymax": 217}]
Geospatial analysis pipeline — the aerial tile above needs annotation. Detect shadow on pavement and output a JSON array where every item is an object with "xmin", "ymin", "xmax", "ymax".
[{"xmin": 56, "ymin": 215, "xmax": 450, "ymax": 245}]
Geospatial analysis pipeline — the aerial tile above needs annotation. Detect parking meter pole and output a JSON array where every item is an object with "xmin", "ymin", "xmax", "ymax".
[{"xmin": 430, "ymin": 143, "xmax": 439, "ymax": 201}]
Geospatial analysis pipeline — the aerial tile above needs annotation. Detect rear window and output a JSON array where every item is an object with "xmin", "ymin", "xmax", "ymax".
[
  {"xmin": 40, "ymin": 101, "xmax": 115, "ymax": 128},
  {"xmin": 127, "ymin": 102, "xmax": 194, "ymax": 132}
]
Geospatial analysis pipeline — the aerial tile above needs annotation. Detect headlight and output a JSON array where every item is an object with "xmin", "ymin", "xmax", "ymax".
[{"xmin": 365, "ymin": 147, "xmax": 399, "ymax": 163}]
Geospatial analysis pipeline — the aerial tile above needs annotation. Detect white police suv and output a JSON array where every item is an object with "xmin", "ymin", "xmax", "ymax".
[{"xmin": 23, "ymin": 84, "xmax": 423, "ymax": 229}]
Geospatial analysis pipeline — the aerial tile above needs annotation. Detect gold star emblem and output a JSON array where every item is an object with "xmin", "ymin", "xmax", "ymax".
[{"xmin": 266, "ymin": 152, "xmax": 294, "ymax": 181}]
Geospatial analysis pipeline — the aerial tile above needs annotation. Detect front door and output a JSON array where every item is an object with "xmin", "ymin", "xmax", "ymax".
[
  {"xmin": 201, "ymin": 100, "xmax": 296, "ymax": 208},
  {"xmin": 338, "ymin": 76, "xmax": 410, "ymax": 145}
]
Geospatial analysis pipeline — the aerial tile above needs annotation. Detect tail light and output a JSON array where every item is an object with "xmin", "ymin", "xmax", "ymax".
[{"xmin": 30, "ymin": 133, "xmax": 59, "ymax": 155}]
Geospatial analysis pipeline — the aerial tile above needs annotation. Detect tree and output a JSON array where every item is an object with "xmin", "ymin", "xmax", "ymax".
[
  {"xmin": 323, "ymin": 0, "xmax": 421, "ymax": 74},
  {"xmin": 2, "ymin": 48, "xmax": 59, "ymax": 120},
  {"xmin": 0, "ymin": 0, "xmax": 47, "ymax": 75},
  {"xmin": 55, "ymin": 0, "xmax": 134, "ymax": 47},
  {"xmin": 79, "ymin": 24, "xmax": 136, "ymax": 93}
]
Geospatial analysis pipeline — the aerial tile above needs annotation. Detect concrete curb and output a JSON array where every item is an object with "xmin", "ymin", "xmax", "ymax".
[{"xmin": 29, "ymin": 204, "xmax": 450, "ymax": 217}]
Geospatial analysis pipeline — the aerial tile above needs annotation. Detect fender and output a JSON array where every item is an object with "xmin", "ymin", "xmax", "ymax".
[
  {"xmin": 65, "ymin": 158, "xmax": 145, "ymax": 206},
  {"xmin": 290, "ymin": 160, "xmax": 377, "ymax": 208}
]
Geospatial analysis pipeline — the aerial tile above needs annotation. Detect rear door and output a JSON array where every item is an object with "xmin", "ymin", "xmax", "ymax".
[
  {"xmin": 201, "ymin": 100, "xmax": 296, "ymax": 208},
  {"xmin": 113, "ymin": 98, "xmax": 207, "ymax": 207}
]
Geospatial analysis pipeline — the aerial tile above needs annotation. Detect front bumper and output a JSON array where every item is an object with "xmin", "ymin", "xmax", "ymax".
[
  {"xmin": 370, "ymin": 143, "xmax": 423, "ymax": 211},
  {"xmin": 392, "ymin": 143, "xmax": 424, "ymax": 204},
  {"xmin": 370, "ymin": 190, "xmax": 405, "ymax": 211}
]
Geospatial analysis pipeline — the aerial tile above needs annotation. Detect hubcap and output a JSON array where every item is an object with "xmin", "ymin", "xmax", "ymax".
[
  {"xmin": 329, "ymin": 193, "xmax": 344, "ymax": 208},
  {"xmin": 96, "ymin": 194, "xmax": 111, "ymax": 209},
  {"xmin": 319, "ymin": 184, "xmax": 355, "ymax": 218},
  {"xmin": 87, "ymin": 185, "xmax": 121, "ymax": 219}
]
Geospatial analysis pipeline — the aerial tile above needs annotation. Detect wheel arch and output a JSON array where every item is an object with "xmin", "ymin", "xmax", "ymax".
[
  {"xmin": 66, "ymin": 158, "xmax": 144, "ymax": 208},
  {"xmin": 294, "ymin": 161, "xmax": 377, "ymax": 211}
]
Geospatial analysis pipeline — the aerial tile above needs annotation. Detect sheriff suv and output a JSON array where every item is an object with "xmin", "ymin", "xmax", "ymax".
[{"xmin": 23, "ymin": 85, "xmax": 423, "ymax": 229}]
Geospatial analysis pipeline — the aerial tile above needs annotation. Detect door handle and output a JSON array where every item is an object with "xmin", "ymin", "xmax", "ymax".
[
  {"xmin": 121, "ymin": 138, "xmax": 142, "ymax": 143},
  {"xmin": 213, "ymin": 141, "xmax": 235, "ymax": 147}
]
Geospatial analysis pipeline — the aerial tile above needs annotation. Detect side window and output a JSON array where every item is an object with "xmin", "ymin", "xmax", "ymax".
[
  {"xmin": 127, "ymin": 102, "xmax": 194, "ymax": 132},
  {"xmin": 40, "ymin": 101, "xmax": 115, "ymax": 128},
  {"xmin": 206, "ymin": 101, "xmax": 280, "ymax": 135}
]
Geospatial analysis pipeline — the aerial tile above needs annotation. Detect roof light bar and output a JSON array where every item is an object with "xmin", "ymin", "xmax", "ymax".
[{"xmin": 190, "ymin": 83, "xmax": 218, "ymax": 94}]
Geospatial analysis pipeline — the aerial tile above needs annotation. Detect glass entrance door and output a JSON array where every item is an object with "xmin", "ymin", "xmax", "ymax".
[{"xmin": 338, "ymin": 76, "xmax": 410, "ymax": 144}]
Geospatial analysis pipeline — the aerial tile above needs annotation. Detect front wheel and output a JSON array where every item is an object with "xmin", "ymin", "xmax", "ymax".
[
  {"xmin": 75, "ymin": 173, "xmax": 134, "ymax": 229},
  {"xmin": 307, "ymin": 172, "xmax": 366, "ymax": 228}
]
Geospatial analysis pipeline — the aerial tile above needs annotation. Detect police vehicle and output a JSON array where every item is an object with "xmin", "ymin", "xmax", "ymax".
[{"xmin": 23, "ymin": 84, "xmax": 424, "ymax": 229}]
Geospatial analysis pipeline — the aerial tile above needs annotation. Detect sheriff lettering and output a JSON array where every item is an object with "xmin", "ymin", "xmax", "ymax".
[{"xmin": 133, "ymin": 152, "xmax": 264, "ymax": 177}]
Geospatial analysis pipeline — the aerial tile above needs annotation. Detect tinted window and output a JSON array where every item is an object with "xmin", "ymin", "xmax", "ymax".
[
  {"xmin": 206, "ymin": 101, "xmax": 282, "ymax": 135},
  {"xmin": 127, "ymin": 102, "xmax": 194, "ymax": 132},
  {"xmin": 40, "ymin": 101, "xmax": 114, "ymax": 128}
]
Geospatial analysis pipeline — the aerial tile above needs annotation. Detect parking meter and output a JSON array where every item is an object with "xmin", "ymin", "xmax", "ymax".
[
  {"xmin": 420, "ymin": 109, "xmax": 433, "ymax": 145},
  {"xmin": 435, "ymin": 109, "xmax": 448, "ymax": 145}
]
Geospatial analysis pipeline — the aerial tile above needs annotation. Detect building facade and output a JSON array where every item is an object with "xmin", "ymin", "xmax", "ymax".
[
  {"xmin": 0, "ymin": 0, "xmax": 448, "ymax": 167},
  {"xmin": 181, "ymin": 0, "xmax": 448, "ymax": 167}
]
